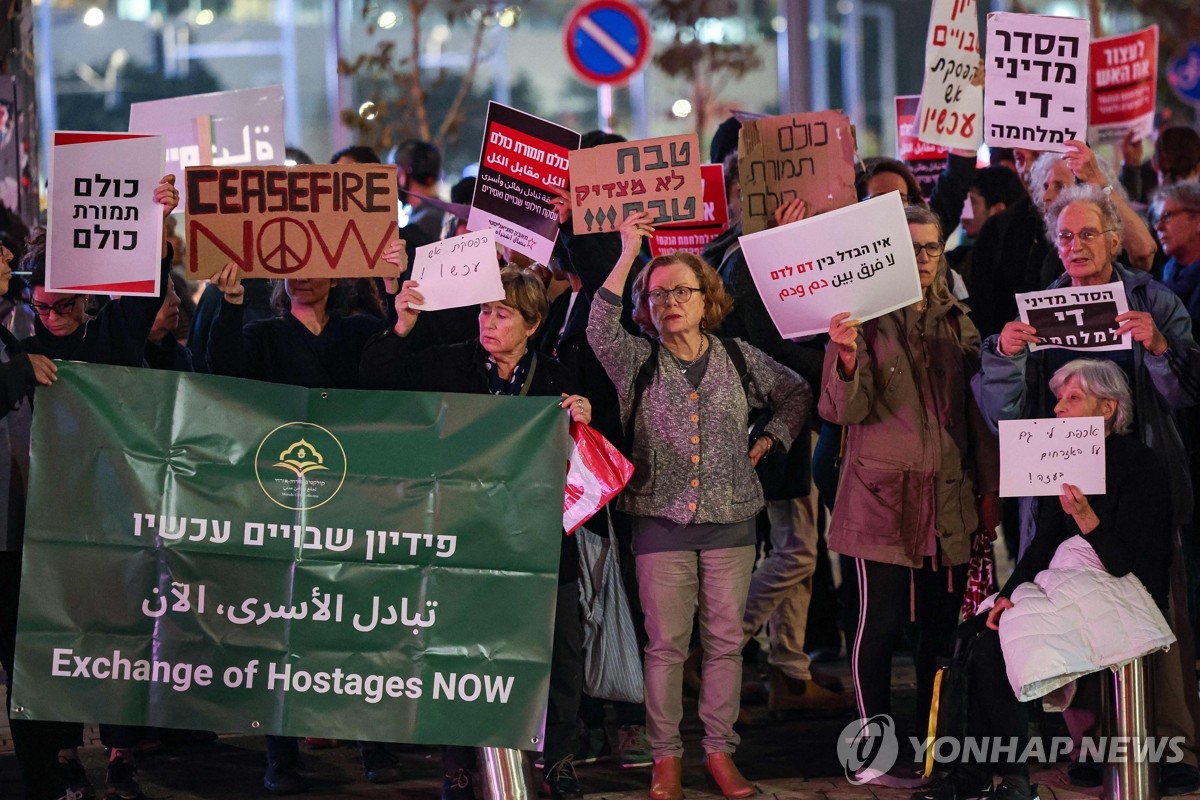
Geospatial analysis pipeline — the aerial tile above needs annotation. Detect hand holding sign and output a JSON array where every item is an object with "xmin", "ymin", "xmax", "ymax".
[
  {"xmin": 1115, "ymin": 310, "xmax": 1168, "ymax": 356},
  {"xmin": 619, "ymin": 211, "xmax": 655, "ymax": 258},
  {"xmin": 154, "ymin": 175, "xmax": 179, "ymax": 219},
  {"xmin": 828, "ymin": 312, "xmax": 862, "ymax": 376},
  {"xmin": 392, "ymin": 280, "xmax": 425, "ymax": 337},
  {"xmin": 1058, "ymin": 483, "xmax": 1101, "ymax": 533},
  {"xmin": 209, "ymin": 263, "xmax": 245, "ymax": 305}
]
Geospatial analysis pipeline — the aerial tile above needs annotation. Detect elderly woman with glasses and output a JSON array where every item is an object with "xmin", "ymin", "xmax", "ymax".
[
  {"xmin": 820, "ymin": 205, "xmax": 999, "ymax": 788},
  {"xmin": 587, "ymin": 211, "xmax": 808, "ymax": 800}
]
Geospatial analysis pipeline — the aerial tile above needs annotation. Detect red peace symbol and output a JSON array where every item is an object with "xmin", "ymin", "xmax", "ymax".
[{"xmin": 257, "ymin": 218, "xmax": 312, "ymax": 275}]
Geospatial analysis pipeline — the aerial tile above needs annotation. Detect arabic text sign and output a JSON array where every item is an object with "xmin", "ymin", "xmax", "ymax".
[
  {"xmin": 985, "ymin": 13, "xmax": 1089, "ymax": 152},
  {"xmin": 183, "ymin": 164, "xmax": 399, "ymax": 280},
  {"xmin": 469, "ymin": 102, "xmax": 580, "ymax": 265},
  {"xmin": 129, "ymin": 86, "xmax": 285, "ymax": 180},
  {"xmin": 648, "ymin": 163, "xmax": 729, "ymax": 257},
  {"xmin": 999, "ymin": 417, "xmax": 1106, "ymax": 497},
  {"xmin": 1089, "ymin": 26, "xmax": 1158, "ymax": 145},
  {"xmin": 1016, "ymin": 284, "xmax": 1131, "ymax": 352},
  {"xmin": 737, "ymin": 110, "xmax": 858, "ymax": 235},
  {"xmin": 917, "ymin": 0, "xmax": 984, "ymax": 149},
  {"xmin": 738, "ymin": 192, "xmax": 921, "ymax": 338},
  {"xmin": 569, "ymin": 133, "xmax": 702, "ymax": 234},
  {"xmin": 11, "ymin": 363, "xmax": 568, "ymax": 748},
  {"xmin": 412, "ymin": 229, "xmax": 504, "ymax": 312},
  {"xmin": 896, "ymin": 96, "xmax": 949, "ymax": 201},
  {"xmin": 47, "ymin": 133, "xmax": 165, "ymax": 297}
]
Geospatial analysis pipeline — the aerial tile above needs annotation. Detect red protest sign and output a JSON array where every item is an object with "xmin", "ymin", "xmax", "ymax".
[
  {"xmin": 1088, "ymin": 26, "xmax": 1158, "ymax": 145},
  {"xmin": 648, "ymin": 164, "xmax": 729, "ymax": 257}
]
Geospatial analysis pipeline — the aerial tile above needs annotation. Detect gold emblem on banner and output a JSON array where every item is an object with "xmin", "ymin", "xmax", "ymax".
[{"xmin": 255, "ymin": 423, "xmax": 347, "ymax": 510}]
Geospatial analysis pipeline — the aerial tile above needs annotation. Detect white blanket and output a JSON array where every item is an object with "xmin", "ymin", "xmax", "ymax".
[{"xmin": 995, "ymin": 535, "xmax": 1175, "ymax": 702}]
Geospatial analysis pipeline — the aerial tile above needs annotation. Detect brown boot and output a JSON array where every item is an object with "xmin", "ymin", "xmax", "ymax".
[
  {"xmin": 705, "ymin": 752, "xmax": 756, "ymax": 799},
  {"xmin": 767, "ymin": 666, "xmax": 855, "ymax": 715},
  {"xmin": 649, "ymin": 756, "xmax": 683, "ymax": 800}
]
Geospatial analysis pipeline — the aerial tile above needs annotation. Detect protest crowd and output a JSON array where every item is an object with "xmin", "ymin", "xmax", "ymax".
[{"xmin": 2, "ymin": 5, "xmax": 1200, "ymax": 800}]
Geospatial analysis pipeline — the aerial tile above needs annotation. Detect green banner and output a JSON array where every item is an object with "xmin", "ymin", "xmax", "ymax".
[{"xmin": 11, "ymin": 362, "xmax": 569, "ymax": 749}]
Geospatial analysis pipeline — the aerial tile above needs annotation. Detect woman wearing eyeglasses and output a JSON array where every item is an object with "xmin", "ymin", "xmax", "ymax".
[
  {"xmin": 587, "ymin": 211, "xmax": 808, "ymax": 800},
  {"xmin": 979, "ymin": 183, "xmax": 1200, "ymax": 794},
  {"xmin": 819, "ymin": 204, "xmax": 999, "ymax": 788}
]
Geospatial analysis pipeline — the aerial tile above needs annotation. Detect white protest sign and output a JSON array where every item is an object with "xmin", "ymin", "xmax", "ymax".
[
  {"xmin": 411, "ymin": 229, "xmax": 504, "ymax": 312},
  {"xmin": 47, "ymin": 132, "xmax": 164, "ymax": 297},
  {"xmin": 738, "ymin": 192, "xmax": 922, "ymax": 338},
  {"xmin": 917, "ymin": 0, "xmax": 984, "ymax": 149},
  {"xmin": 129, "ymin": 86, "xmax": 285, "ymax": 180},
  {"xmin": 985, "ymin": 13, "xmax": 1089, "ymax": 152},
  {"xmin": 999, "ymin": 417, "xmax": 1106, "ymax": 497},
  {"xmin": 1016, "ymin": 284, "xmax": 1131, "ymax": 352}
]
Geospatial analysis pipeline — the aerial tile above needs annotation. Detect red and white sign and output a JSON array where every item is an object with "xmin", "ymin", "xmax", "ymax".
[
  {"xmin": 563, "ymin": 0, "xmax": 652, "ymax": 87},
  {"xmin": 896, "ymin": 95, "xmax": 949, "ymax": 201},
  {"xmin": 916, "ymin": 0, "xmax": 983, "ymax": 149},
  {"xmin": 1089, "ymin": 26, "xmax": 1158, "ymax": 146},
  {"xmin": 648, "ymin": 164, "xmax": 729, "ymax": 257}
]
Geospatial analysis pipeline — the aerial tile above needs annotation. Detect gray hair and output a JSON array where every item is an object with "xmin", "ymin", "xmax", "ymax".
[
  {"xmin": 1029, "ymin": 152, "xmax": 1072, "ymax": 212},
  {"xmin": 1043, "ymin": 183, "xmax": 1124, "ymax": 249},
  {"xmin": 1048, "ymin": 358, "xmax": 1133, "ymax": 435},
  {"xmin": 905, "ymin": 204, "xmax": 954, "ymax": 306},
  {"xmin": 1152, "ymin": 181, "xmax": 1200, "ymax": 219}
]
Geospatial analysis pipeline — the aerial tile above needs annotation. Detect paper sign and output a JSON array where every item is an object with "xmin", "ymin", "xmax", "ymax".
[
  {"xmin": 130, "ymin": 86, "xmax": 286, "ymax": 180},
  {"xmin": 916, "ymin": 0, "xmax": 984, "ymax": 149},
  {"xmin": 999, "ymin": 417, "xmax": 1106, "ymax": 497},
  {"xmin": 737, "ymin": 110, "xmax": 857, "ymax": 235},
  {"xmin": 985, "ymin": 13, "xmax": 1089, "ymax": 152},
  {"xmin": 648, "ymin": 164, "xmax": 729, "ymax": 257},
  {"xmin": 411, "ymin": 229, "xmax": 504, "ymax": 312},
  {"xmin": 469, "ymin": 102, "xmax": 580, "ymax": 265},
  {"xmin": 183, "ymin": 164, "xmax": 399, "ymax": 280},
  {"xmin": 738, "ymin": 192, "xmax": 922, "ymax": 338},
  {"xmin": 1015, "ymin": 284, "xmax": 1131, "ymax": 352},
  {"xmin": 1089, "ymin": 26, "xmax": 1158, "ymax": 146},
  {"xmin": 569, "ymin": 133, "xmax": 702, "ymax": 235},
  {"xmin": 896, "ymin": 96, "xmax": 949, "ymax": 200},
  {"xmin": 47, "ymin": 132, "xmax": 165, "ymax": 296}
]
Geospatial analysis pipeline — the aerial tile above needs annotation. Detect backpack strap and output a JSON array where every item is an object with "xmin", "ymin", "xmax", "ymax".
[
  {"xmin": 624, "ymin": 339, "xmax": 660, "ymax": 452},
  {"xmin": 716, "ymin": 336, "xmax": 751, "ymax": 398}
]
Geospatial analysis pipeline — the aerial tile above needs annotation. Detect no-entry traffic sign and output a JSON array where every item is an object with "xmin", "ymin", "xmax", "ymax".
[{"xmin": 563, "ymin": 0, "xmax": 652, "ymax": 87}]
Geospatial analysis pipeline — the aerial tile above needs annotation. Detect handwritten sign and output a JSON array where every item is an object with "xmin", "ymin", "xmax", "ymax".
[
  {"xmin": 1089, "ymin": 26, "xmax": 1158, "ymax": 146},
  {"xmin": 47, "ymin": 132, "xmax": 165, "ymax": 297},
  {"xmin": 738, "ymin": 192, "xmax": 921, "ymax": 338},
  {"xmin": 896, "ymin": 96, "xmax": 949, "ymax": 200},
  {"xmin": 648, "ymin": 164, "xmax": 729, "ymax": 257},
  {"xmin": 985, "ymin": 13, "xmax": 1089, "ymax": 153},
  {"xmin": 737, "ymin": 110, "xmax": 857, "ymax": 235},
  {"xmin": 1015, "ymin": 284, "xmax": 1131, "ymax": 352},
  {"xmin": 569, "ymin": 133, "xmax": 702, "ymax": 235},
  {"xmin": 130, "ymin": 86, "xmax": 285, "ymax": 180},
  {"xmin": 916, "ymin": 0, "xmax": 983, "ymax": 149},
  {"xmin": 999, "ymin": 417, "xmax": 1106, "ymax": 497},
  {"xmin": 469, "ymin": 102, "xmax": 580, "ymax": 265},
  {"xmin": 411, "ymin": 229, "xmax": 504, "ymax": 312},
  {"xmin": 183, "ymin": 164, "xmax": 399, "ymax": 280}
]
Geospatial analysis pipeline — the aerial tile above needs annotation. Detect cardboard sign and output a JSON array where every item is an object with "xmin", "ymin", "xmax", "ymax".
[
  {"xmin": 738, "ymin": 192, "xmax": 921, "ymax": 338},
  {"xmin": 737, "ymin": 110, "xmax": 857, "ymax": 235},
  {"xmin": 985, "ymin": 13, "xmax": 1089, "ymax": 152},
  {"xmin": 569, "ymin": 133, "xmax": 702, "ymax": 235},
  {"xmin": 999, "ymin": 417, "xmax": 1106, "ymax": 497},
  {"xmin": 48, "ymin": 132, "xmax": 165, "ymax": 296},
  {"xmin": 1089, "ymin": 26, "xmax": 1158, "ymax": 146},
  {"xmin": 468, "ymin": 102, "xmax": 580, "ymax": 265},
  {"xmin": 916, "ymin": 0, "xmax": 984, "ymax": 149},
  {"xmin": 896, "ymin": 96, "xmax": 949, "ymax": 201},
  {"xmin": 411, "ymin": 229, "xmax": 504, "ymax": 312},
  {"xmin": 1015, "ymin": 284, "xmax": 1131, "ymax": 352},
  {"xmin": 183, "ymin": 164, "xmax": 399, "ymax": 280},
  {"xmin": 130, "ymin": 86, "xmax": 286, "ymax": 180},
  {"xmin": 648, "ymin": 163, "xmax": 729, "ymax": 257}
]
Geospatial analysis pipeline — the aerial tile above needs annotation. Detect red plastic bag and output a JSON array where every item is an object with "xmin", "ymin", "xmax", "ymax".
[{"xmin": 563, "ymin": 421, "xmax": 634, "ymax": 535}]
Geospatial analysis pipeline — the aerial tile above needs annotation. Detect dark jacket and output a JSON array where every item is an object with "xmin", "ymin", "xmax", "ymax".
[{"xmin": 966, "ymin": 195, "xmax": 1050, "ymax": 341}]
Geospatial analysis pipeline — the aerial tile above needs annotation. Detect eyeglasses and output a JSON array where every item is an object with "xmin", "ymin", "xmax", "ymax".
[
  {"xmin": 647, "ymin": 286, "xmax": 701, "ymax": 306},
  {"xmin": 30, "ymin": 297, "xmax": 80, "ymax": 317},
  {"xmin": 912, "ymin": 242, "xmax": 945, "ymax": 259},
  {"xmin": 1155, "ymin": 209, "xmax": 1198, "ymax": 226},
  {"xmin": 1055, "ymin": 228, "xmax": 1116, "ymax": 247}
]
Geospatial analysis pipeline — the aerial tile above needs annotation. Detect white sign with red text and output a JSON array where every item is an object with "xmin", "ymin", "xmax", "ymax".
[{"xmin": 917, "ymin": 0, "xmax": 984, "ymax": 149}]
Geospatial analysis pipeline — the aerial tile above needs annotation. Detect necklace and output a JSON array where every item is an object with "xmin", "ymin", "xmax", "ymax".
[{"xmin": 666, "ymin": 338, "xmax": 708, "ymax": 372}]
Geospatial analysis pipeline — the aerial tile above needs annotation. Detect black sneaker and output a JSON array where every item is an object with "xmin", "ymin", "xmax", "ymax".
[
  {"xmin": 58, "ymin": 757, "xmax": 95, "ymax": 800},
  {"xmin": 263, "ymin": 759, "xmax": 307, "ymax": 795},
  {"xmin": 995, "ymin": 781, "xmax": 1039, "ymax": 800},
  {"xmin": 544, "ymin": 756, "xmax": 585, "ymax": 800},
  {"xmin": 361, "ymin": 745, "xmax": 401, "ymax": 784},
  {"xmin": 441, "ymin": 768, "xmax": 477, "ymax": 800},
  {"xmin": 103, "ymin": 754, "xmax": 143, "ymax": 800}
]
